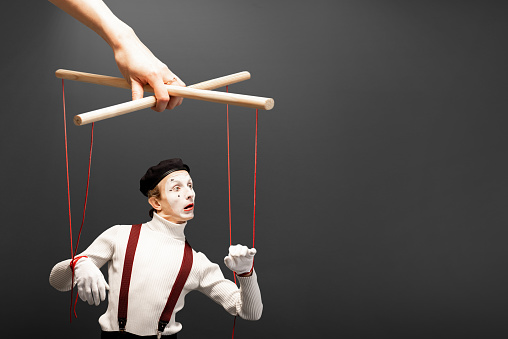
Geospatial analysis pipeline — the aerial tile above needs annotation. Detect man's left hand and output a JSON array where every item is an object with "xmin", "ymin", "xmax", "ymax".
[{"xmin": 224, "ymin": 244, "xmax": 256, "ymax": 276}]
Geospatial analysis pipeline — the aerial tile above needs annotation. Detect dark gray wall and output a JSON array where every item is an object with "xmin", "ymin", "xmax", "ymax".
[{"xmin": 1, "ymin": 1, "xmax": 508, "ymax": 338}]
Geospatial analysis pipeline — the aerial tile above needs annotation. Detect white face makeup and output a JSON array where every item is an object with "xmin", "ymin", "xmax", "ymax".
[{"xmin": 156, "ymin": 170, "xmax": 195, "ymax": 224}]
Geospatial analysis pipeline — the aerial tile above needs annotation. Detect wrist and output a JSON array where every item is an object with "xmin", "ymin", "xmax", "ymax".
[
  {"xmin": 105, "ymin": 23, "xmax": 137, "ymax": 52},
  {"xmin": 69, "ymin": 255, "xmax": 88, "ymax": 270},
  {"xmin": 237, "ymin": 267, "xmax": 254, "ymax": 277}
]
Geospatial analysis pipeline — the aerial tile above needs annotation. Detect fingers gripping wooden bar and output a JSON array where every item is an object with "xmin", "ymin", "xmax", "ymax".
[{"xmin": 55, "ymin": 69, "xmax": 274, "ymax": 126}]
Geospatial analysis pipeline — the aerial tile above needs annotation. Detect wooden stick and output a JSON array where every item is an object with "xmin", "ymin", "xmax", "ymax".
[
  {"xmin": 69, "ymin": 71, "xmax": 254, "ymax": 125},
  {"xmin": 55, "ymin": 69, "xmax": 274, "ymax": 125},
  {"xmin": 73, "ymin": 84, "xmax": 273, "ymax": 126},
  {"xmin": 55, "ymin": 69, "xmax": 251, "ymax": 92}
]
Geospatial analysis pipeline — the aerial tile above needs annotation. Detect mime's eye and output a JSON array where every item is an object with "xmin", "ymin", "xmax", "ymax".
[{"xmin": 173, "ymin": 186, "xmax": 181, "ymax": 192}]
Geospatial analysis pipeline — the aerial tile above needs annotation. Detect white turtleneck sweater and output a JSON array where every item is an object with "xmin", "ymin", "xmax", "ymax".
[{"xmin": 49, "ymin": 213, "xmax": 263, "ymax": 336}]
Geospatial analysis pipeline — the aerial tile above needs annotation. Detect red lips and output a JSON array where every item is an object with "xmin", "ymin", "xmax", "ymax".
[{"xmin": 184, "ymin": 203, "xmax": 194, "ymax": 211}]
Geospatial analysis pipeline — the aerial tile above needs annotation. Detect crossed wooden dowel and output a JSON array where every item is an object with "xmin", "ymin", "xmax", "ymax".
[{"xmin": 55, "ymin": 69, "xmax": 275, "ymax": 126}]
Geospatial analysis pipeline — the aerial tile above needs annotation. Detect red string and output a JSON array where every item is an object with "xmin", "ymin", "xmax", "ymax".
[
  {"xmin": 69, "ymin": 256, "xmax": 88, "ymax": 270},
  {"xmin": 232, "ymin": 315, "xmax": 237, "ymax": 339},
  {"xmin": 62, "ymin": 79, "xmax": 95, "ymax": 322},
  {"xmin": 63, "ymin": 80, "xmax": 73, "ymax": 259},
  {"xmin": 225, "ymin": 86, "xmax": 236, "ymax": 338},
  {"xmin": 226, "ymin": 86, "xmax": 232, "ymax": 249},
  {"xmin": 226, "ymin": 88, "xmax": 259, "ymax": 339},
  {"xmin": 62, "ymin": 79, "xmax": 75, "ymax": 322},
  {"xmin": 226, "ymin": 85, "xmax": 237, "ymax": 290},
  {"xmin": 252, "ymin": 109, "xmax": 258, "ymax": 249},
  {"xmin": 73, "ymin": 122, "xmax": 94, "ymax": 258}
]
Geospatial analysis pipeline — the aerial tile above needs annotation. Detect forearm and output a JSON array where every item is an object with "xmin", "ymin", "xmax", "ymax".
[
  {"xmin": 49, "ymin": 258, "xmax": 74, "ymax": 291},
  {"xmin": 236, "ymin": 270, "xmax": 263, "ymax": 320},
  {"xmin": 48, "ymin": 0, "xmax": 137, "ymax": 51},
  {"xmin": 49, "ymin": 226, "xmax": 118, "ymax": 292}
]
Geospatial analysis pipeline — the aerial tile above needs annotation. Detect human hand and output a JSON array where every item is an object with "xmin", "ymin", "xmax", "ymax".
[
  {"xmin": 113, "ymin": 34, "xmax": 185, "ymax": 112},
  {"xmin": 224, "ymin": 245, "xmax": 256, "ymax": 275},
  {"xmin": 74, "ymin": 257, "xmax": 109, "ymax": 306}
]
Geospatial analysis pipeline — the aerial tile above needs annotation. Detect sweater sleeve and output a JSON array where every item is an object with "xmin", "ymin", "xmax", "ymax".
[
  {"xmin": 196, "ymin": 253, "xmax": 263, "ymax": 320},
  {"xmin": 49, "ymin": 225, "xmax": 120, "ymax": 292}
]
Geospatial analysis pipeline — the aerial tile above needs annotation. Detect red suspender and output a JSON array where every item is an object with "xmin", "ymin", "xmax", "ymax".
[
  {"xmin": 118, "ymin": 224, "xmax": 194, "ymax": 336},
  {"xmin": 157, "ymin": 240, "xmax": 193, "ymax": 335},
  {"xmin": 118, "ymin": 224, "xmax": 142, "ymax": 331}
]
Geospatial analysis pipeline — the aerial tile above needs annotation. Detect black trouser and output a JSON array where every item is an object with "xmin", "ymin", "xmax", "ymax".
[{"xmin": 101, "ymin": 331, "xmax": 177, "ymax": 338}]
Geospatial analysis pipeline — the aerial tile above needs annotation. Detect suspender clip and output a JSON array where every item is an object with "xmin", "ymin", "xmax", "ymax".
[
  {"xmin": 118, "ymin": 318, "xmax": 127, "ymax": 332},
  {"xmin": 157, "ymin": 320, "xmax": 169, "ymax": 338}
]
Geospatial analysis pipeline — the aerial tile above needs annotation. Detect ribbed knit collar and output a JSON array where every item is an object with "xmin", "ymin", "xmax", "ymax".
[{"xmin": 145, "ymin": 213, "xmax": 187, "ymax": 241}]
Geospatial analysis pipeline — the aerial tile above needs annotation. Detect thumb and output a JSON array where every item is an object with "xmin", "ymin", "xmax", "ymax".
[
  {"xmin": 131, "ymin": 80, "xmax": 144, "ymax": 101},
  {"xmin": 224, "ymin": 256, "xmax": 233, "ymax": 268}
]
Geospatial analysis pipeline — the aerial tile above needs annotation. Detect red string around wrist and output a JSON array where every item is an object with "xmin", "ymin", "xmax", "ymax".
[
  {"xmin": 237, "ymin": 266, "xmax": 254, "ymax": 277},
  {"xmin": 69, "ymin": 255, "xmax": 88, "ymax": 271}
]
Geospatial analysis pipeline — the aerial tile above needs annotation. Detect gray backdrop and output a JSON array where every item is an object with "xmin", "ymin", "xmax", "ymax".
[{"xmin": 1, "ymin": 1, "xmax": 507, "ymax": 338}]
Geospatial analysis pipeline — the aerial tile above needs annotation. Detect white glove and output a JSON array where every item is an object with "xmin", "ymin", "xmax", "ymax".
[
  {"xmin": 74, "ymin": 257, "xmax": 109, "ymax": 306},
  {"xmin": 224, "ymin": 244, "xmax": 256, "ymax": 275}
]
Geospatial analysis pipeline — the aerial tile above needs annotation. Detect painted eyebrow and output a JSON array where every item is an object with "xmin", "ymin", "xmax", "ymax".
[{"xmin": 167, "ymin": 177, "xmax": 193, "ymax": 186}]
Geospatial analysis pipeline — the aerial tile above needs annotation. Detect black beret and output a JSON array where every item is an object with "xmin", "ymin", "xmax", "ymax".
[{"xmin": 140, "ymin": 158, "xmax": 190, "ymax": 196}]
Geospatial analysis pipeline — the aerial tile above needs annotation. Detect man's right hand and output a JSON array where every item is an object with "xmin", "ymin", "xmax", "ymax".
[
  {"xmin": 113, "ymin": 33, "xmax": 186, "ymax": 112},
  {"xmin": 74, "ymin": 257, "xmax": 109, "ymax": 306}
]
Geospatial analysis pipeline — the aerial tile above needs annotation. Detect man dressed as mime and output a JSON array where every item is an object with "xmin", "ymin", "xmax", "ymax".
[{"xmin": 50, "ymin": 158, "xmax": 262, "ymax": 338}]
